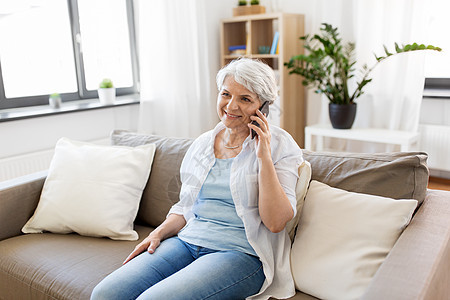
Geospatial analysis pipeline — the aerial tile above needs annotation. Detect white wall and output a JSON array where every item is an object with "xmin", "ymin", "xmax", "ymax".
[{"xmin": 0, "ymin": 104, "xmax": 139, "ymax": 159}]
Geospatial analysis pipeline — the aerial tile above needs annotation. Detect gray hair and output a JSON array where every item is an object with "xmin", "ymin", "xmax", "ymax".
[{"xmin": 216, "ymin": 58, "xmax": 278, "ymax": 105}]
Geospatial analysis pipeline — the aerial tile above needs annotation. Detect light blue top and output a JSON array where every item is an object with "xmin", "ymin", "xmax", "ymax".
[{"xmin": 178, "ymin": 157, "xmax": 256, "ymax": 256}]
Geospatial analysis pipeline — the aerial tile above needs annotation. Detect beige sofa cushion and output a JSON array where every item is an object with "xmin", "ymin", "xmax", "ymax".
[
  {"xmin": 286, "ymin": 160, "xmax": 312, "ymax": 241},
  {"xmin": 291, "ymin": 180, "xmax": 418, "ymax": 300},
  {"xmin": 111, "ymin": 130, "xmax": 193, "ymax": 227},
  {"xmin": 0, "ymin": 225, "xmax": 152, "ymax": 300},
  {"xmin": 302, "ymin": 150, "xmax": 429, "ymax": 204}
]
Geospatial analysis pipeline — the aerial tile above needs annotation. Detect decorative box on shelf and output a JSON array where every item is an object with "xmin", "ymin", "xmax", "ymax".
[{"xmin": 233, "ymin": 5, "xmax": 266, "ymax": 16}]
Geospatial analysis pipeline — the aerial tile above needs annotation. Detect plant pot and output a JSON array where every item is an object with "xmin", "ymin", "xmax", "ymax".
[
  {"xmin": 328, "ymin": 103, "xmax": 357, "ymax": 129},
  {"xmin": 98, "ymin": 87, "xmax": 116, "ymax": 105},
  {"xmin": 49, "ymin": 96, "xmax": 62, "ymax": 109},
  {"xmin": 232, "ymin": 5, "xmax": 265, "ymax": 16}
]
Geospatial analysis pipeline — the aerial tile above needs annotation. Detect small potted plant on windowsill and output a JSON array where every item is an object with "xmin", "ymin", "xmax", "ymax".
[
  {"xmin": 98, "ymin": 78, "xmax": 115, "ymax": 105},
  {"xmin": 49, "ymin": 92, "xmax": 62, "ymax": 109},
  {"xmin": 285, "ymin": 23, "xmax": 442, "ymax": 129}
]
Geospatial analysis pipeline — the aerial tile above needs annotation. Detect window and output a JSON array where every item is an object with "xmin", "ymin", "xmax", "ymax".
[
  {"xmin": 0, "ymin": 0, "xmax": 138, "ymax": 110},
  {"xmin": 424, "ymin": 0, "xmax": 450, "ymax": 94}
]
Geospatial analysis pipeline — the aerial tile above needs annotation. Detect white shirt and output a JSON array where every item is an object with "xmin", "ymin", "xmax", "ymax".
[{"xmin": 168, "ymin": 122, "xmax": 303, "ymax": 300}]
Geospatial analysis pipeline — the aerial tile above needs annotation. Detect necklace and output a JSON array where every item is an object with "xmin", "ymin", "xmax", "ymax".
[
  {"xmin": 222, "ymin": 130, "xmax": 243, "ymax": 149},
  {"xmin": 223, "ymin": 143, "xmax": 241, "ymax": 149}
]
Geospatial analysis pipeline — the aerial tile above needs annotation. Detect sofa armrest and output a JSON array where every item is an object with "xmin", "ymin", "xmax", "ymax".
[
  {"xmin": 0, "ymin": 171, "xmax": 47, "ymax": 241},
  {"xmin": 362, "ymin": 189, "xmax": 450, "ymax": 300}
]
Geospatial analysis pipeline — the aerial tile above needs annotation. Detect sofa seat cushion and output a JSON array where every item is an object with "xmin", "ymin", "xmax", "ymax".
[{"xmin": 0, "ymin": 226, "xmax": 152, "ymax": 300}]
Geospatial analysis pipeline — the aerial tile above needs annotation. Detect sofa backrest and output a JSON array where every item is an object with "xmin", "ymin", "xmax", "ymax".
[
  {"xmin": 303, "ymin": 150, "xmax": 429, "ymax": 205},
  {"xmin": 111, "ymin": 130, "xmax": 429, "ymax": 228},
  {"xmin": 111, "ymin": 130, "xmax": 193, "ymax": 227}
]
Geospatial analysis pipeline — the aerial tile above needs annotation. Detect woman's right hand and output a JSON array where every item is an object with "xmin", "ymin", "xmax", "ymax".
[
  {"xmin": 122, "ymin": 233, "xmax": 162, "ymax": 264},
  {"xmin": 122, "ymin": 213, "xmax": 186, "ymax": 265}
]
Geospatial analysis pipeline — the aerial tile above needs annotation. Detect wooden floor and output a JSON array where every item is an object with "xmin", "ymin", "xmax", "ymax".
[{"xmin": 428, "ymin": 177, "xmax": 450, "ymax": 191}]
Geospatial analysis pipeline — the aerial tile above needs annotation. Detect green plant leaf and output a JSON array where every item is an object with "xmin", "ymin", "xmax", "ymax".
[
  {"xmin": 383, "ymin": 45, "xmax": 393, "ymax": 56},
  {"xmin": 99, "ymin": 78, "xmax": 114, "ymax": 89}
]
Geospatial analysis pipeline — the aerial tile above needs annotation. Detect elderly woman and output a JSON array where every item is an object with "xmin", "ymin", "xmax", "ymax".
[{"xmin": 91, "ymin": 58, "xmax": 303, "ymax": 300}]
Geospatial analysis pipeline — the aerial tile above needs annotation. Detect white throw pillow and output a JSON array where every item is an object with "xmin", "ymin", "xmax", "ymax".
[
  {"xmin": 22, "ymin": 137, "xmax": 156, "ymax": 241},
  {"xmin": 291, "ymin": 180, "xmax": 418, "ymax": 300},
  {"xmin": 286, "ymin": 160, "xmax": 312, "ymax": 241}
]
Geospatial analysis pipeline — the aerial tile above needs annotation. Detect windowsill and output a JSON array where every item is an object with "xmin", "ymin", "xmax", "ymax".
[
  {"xmin": 423, "ymin": 88, "xmax": 450, "ymax": 99},
  {"xmin": 0, "ymin": 94, "xmax": 140, "ymax": 123}
]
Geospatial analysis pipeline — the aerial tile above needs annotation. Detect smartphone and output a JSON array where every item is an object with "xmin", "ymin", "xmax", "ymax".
[{"xmin": 251, "ymin": 101, "xmax": 270, "ymax": 139}]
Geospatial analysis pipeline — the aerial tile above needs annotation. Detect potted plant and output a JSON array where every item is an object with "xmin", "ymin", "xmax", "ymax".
[
  {"xmin": 49, "ymin": 92, "xmax": 62, "ymax": 109},
  {"xmin": 285, "ymin": 23, "xmax": 441, "ymax": 129},
  {"xmin": 98, "ymin": 78, "xmax": 115, "ymax": 105}
]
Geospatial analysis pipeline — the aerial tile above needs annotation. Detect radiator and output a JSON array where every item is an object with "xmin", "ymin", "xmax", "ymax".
[
  {"xmin": 419, "ymin": 124, "xmax": 450, "ymax": 172},
  {"xmin": 0, "ymin": 149, "xmax": 54, "ymax": 182},
  {"xmin": 0, "ymin": 138, "xmax": 110, "ymax": 182}
]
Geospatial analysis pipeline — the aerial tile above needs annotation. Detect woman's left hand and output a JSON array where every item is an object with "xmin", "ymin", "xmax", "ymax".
[{"xmin": 248, "ymin": 109, "xmax": 271, "ymax": 159}]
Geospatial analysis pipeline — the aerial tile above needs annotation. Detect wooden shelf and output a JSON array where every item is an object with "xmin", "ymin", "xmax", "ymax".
[{"xmin": 220, "ymin": 13, "xmax": 306, "ymax": 147}]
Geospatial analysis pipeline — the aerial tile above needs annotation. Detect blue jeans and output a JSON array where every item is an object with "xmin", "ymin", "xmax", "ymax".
[{"xmin": 91, "ymin": 237, "xmax": 265, "ymax": 300}]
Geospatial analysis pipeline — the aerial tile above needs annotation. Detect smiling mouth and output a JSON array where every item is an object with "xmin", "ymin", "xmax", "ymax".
[{"xmin": 224, "ymin": 111, "xmax": 241, "ymax": 119}]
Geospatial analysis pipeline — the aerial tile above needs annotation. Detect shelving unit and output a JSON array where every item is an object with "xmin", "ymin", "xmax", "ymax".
[{"xmin": 220, "ymin": 13, "xmax": 305, "ymax": 146}]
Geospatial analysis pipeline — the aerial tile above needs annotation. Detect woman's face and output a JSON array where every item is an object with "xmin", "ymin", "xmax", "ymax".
[{"xmin": 217, "ymin": 76, "xmax": 260, "ymax": 132}]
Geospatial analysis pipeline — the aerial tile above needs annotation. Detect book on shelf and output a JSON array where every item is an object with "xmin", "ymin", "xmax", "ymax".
[
  {"xmin": 228, "ymin": 45, "xmax": 246, "ymax": 56},
  {"xmin": 228, "ymin": 45, "xmax": 246, "ymax": 51},
  {"xmin": 270, "ymin": 31, "xmax": 279, "ymax": 55}
]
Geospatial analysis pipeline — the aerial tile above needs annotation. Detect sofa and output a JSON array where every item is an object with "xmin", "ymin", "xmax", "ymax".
[{"xmin": 0, "ymin": 130, "xmax": 449, "ymax": 300}]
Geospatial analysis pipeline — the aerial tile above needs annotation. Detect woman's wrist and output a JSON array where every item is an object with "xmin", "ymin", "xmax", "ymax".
[
  {"xmin": 149, "ymin": 227, "xmax": 165, "ymax": 241},
  {"xmin": 258, "ymin": 153, "xmax": 273, "ymax": 167},
  {"xmin": 149, "ymin": 214, "xmax": 186, "ymax": 241}
]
